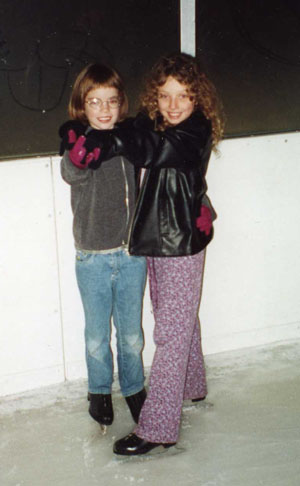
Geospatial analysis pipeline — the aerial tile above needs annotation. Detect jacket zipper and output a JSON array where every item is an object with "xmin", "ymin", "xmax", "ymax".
[
  {"xmin": 127, "ymin": 169, "xmax": 147, "ymax": 251},
  {"xmin": 121, "ymin": 156, "xmax": 130, "ymax": 246}
]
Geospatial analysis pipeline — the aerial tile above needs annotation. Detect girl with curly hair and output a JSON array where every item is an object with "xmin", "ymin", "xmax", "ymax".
[
  {"xmin": 112, "ymin": 53, "xmax": 224, "ymax": 455},
  {"xmin": 100, "ymin": 53, "xmax": 223, "ymax": 455},
  {"xmin": 140, "ymin": 52, "xmax": 223, "ymax": 146}
]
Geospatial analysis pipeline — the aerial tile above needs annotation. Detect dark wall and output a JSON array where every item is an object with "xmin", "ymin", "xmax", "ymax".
[
  {"xmin": 196, "ymin": 0, "xmax": 300, "ymax": 137},
  {"xmin": 0, "ymin": 0, "xmax": 179, "ymax": 159}
]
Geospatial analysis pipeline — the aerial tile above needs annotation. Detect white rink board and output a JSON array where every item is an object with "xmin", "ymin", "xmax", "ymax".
[{"xmin": 1, "ymin": 131, "xmax": 300, "ymax": 397}]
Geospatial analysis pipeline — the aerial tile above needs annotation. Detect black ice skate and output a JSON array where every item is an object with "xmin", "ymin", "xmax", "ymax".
[{"xmin": 88, "ymin": 393, "xmax": 113, "ymax": 434}]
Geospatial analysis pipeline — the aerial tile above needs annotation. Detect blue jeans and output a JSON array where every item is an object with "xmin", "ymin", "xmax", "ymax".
[{"xmin": 75, "ymin": 249, "xmax": 147, "ymax": 396}]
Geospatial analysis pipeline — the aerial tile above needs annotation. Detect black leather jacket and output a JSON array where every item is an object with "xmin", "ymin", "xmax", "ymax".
[{"xmin": 65, "ymin": 110, "xmax": 214, "ymax": 257}]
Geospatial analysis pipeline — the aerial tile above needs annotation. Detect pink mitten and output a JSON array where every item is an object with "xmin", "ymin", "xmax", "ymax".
[
  {"xmin": 68, "ymin": 129, "xmax": 77, "ymax": 146},
  {"xmin": 69, "ymin": 135, "xmax": 87, "ymax": 169},
  {"xmin": 196, "ymin": 205, "xmax": 212, "ymax": 236},
  {"xmin": 85, "ymin": 147, "xmax": 101, "ymax": 166}
]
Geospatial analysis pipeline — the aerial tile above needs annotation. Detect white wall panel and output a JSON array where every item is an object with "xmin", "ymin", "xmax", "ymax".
[
  {"xmin": 0, "ymin": 158, "xmax": 64, "ymax": 395},
  {"xmin": 51, "ymin": 157, "xmax": 86, "ymax": 380},
  {"xmin": 201, "ymin": 133, "xmax": 300, "ymax": 353},
  {"xmin": 1, "ymin": 132, "xmax": 300, "ymax": 398}
]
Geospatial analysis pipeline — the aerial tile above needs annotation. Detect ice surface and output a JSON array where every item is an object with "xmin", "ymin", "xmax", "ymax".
[{"xmin": 1, "ymin": 340, "xmax": 300, "ymax": 486}]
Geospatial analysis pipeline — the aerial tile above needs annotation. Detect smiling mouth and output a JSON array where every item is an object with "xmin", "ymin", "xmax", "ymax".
[
  {"xmin": 166, "ymin": 113, "xmax": 183, "ymax": 121},
  {"xmin": 97, "ymin": 117, "xmax": 112, "ymax": 123}
]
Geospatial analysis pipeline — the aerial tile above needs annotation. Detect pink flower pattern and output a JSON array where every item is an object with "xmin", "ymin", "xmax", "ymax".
[{"xmin": 135, "ymin": 251, "xmax": 207, "ymax": 443}]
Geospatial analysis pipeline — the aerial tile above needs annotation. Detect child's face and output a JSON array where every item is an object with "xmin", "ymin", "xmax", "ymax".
[
  {"xmin": 85, "ymin": 86, "xmax": 120, "ymax": 130},
  {"xmin": 157, "ymin": 76, "xmax": 194, "ymax": 126}
]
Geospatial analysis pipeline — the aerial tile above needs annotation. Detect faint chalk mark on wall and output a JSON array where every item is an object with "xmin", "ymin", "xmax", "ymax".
[{"xmin": 0, "ymin": 5, "xmax": 113, "ymax": 113}]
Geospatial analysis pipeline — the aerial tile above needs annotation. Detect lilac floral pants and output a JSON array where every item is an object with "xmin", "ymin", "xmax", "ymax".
[{"xmin": 135, "ymin": 251, "xmax": 207, "ymax": 443}]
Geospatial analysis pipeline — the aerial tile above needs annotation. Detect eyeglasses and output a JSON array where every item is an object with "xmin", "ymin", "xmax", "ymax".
[{"xmin": 85, "ymin": 97, "xmax": 120, "ymax": 110}]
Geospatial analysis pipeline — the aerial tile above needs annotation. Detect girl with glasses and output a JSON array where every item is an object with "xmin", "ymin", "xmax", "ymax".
[{"xmin": 59, "ymin": 63, "xmax": 147, "ymax": 432}]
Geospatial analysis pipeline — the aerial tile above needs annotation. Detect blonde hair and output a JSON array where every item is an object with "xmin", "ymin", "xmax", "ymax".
[
  {"xmin": 140, "ymin": 53, "xmax": 224, "ymax": 149},
  {"xmin": 68, "ymin": 63, "xmax": 128, "ymax": 124}
]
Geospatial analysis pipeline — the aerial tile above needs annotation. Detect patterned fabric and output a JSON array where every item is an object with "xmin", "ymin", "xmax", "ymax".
[{"xmin": 135, "ymin": 252, "xmax": 207, "ymax": 443}]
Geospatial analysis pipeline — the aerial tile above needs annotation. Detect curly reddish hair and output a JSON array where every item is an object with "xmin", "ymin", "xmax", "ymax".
[{"xmin": 140, "ymin": 53, "xmax": 224, "ymax": 149}]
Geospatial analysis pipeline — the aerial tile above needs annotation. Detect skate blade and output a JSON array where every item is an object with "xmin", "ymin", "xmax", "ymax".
[
  {"xmin": 114, "ymin": 445, "xmax": 185, "ymax": 462},
  {"xmin": 99, "ymin": 424, "xmax": 107, "ymax": 435}
]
